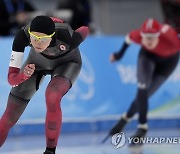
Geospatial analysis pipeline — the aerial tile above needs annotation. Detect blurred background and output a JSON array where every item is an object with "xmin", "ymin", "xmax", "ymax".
[{"xmin": 0, "ymin": 0, "xmax": 180, "ymax": 154}]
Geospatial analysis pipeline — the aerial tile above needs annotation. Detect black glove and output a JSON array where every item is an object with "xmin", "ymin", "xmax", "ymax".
[{"xmin": 112, "ymin": 41, "xmax": 129, "ymax": 61}]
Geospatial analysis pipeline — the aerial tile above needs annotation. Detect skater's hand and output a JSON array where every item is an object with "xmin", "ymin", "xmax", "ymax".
[
  {"xmin": 23, "ymin": 64, "xmax": 35, "ymax": 78},
  {"xmin": 109, "ymin": 51, "xmax": 124, "ymax": 63},
  {"xmin": 109, "ymin": 54, "xmax": 117, "ymax": 63},
  {"xmin": 8, "ymin": 64, "xmax": 35, "ymax": 86}
]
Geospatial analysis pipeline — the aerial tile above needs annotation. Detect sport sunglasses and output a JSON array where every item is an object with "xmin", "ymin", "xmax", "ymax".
[{"xmin": 28, "ymin": 28, "xmax": 55, "ymax": 42}]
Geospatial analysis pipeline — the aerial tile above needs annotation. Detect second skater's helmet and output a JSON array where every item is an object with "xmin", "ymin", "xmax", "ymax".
[{"xmin": 140, "ymin": 18, "xmax": 161, "ymax": 37}]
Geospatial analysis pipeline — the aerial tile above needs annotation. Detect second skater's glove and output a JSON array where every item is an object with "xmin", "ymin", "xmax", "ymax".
[{"xmin": 113, "ymin": 42, "xmax": 129, "ymax": 60}]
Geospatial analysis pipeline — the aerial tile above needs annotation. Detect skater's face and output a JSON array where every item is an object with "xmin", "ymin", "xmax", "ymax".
[
  {"xmin": 28, "ymin": 28, "xmax": 55, "ymax": 52},
  {"xmin": 141, "ymin": 36, "xmax": 159, "ymax": 50}
]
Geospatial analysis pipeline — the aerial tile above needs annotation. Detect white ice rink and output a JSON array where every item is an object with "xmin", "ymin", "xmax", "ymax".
[{"xmin": 0, "ymin": 129, "xmax": 180, "ymax": 154}]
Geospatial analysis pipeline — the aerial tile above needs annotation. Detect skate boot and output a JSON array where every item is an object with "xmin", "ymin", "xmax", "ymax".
[
  {"xmin": 102, "ymin": 114, "xmax": 131, "ymax": 143},
  {"xmin": 129, "ymin": 124, "xmax": 148, "ymax": 147},
  {"xmin": 109, "ymin": 114, "xmax": 130, "ymax": 136},
  {"xmin": 43, "ymin": 150, "xmax": 55, "ymax": 154}
]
